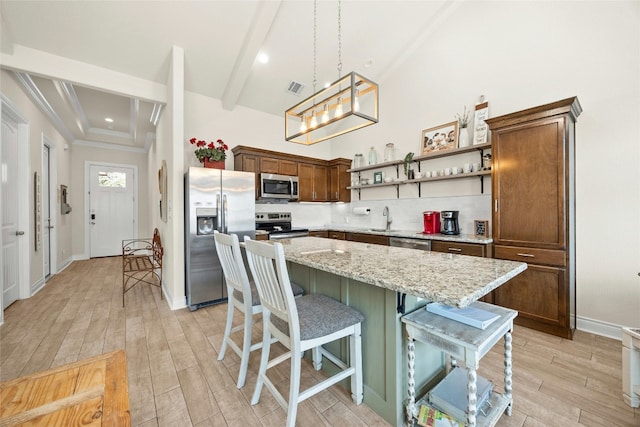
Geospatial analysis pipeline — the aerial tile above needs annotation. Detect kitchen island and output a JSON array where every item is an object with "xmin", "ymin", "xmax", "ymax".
[{"xmin": 274, "ymin": 237, "xmax": 526, "ymax": 426}]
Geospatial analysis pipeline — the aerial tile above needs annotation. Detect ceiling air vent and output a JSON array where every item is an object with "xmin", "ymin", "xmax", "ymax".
[{"xmin": 286, "ymin": 80, "xmax": 305, "ymax": 96}]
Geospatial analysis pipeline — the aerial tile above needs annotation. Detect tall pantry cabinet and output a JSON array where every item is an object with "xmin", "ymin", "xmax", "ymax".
[{"xmin": 486, "ymin": 97, "xmax": 582, "ymax": 339}]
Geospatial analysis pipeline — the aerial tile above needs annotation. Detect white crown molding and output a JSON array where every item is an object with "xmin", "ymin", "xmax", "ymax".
[
  {"xmin": 57, "ymin": 80, "xmax": 89, "ymax": 134},
  {"xmin": 13, "ymin": 71, "xmax": 74, "ymax": 142},
  {"xmin": 73, "ymin": 139, "xmax": 146, "ymax": 153}
]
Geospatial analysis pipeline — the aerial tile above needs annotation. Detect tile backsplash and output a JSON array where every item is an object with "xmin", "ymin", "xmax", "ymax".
[{"xmin": 256, "ymin": 194, "xmax": 491, "ymax": 235}]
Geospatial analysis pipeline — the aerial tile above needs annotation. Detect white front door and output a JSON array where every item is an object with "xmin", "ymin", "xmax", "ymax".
[
  {"xmin": 89, "ymin": 164, "xmax": 136, "ymax": 257},
  {"xmin": 2, "ymin": 111, "xmax": 21, "ymax": 309}
]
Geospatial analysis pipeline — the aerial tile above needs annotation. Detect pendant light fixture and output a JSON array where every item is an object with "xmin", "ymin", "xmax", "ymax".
[{"xmin": 285, "ymin": 0, "xmax": 379, "ymax": 145}]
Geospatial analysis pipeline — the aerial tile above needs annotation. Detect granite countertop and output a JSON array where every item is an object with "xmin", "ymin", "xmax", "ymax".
[
  {"xmin": 307, "ymin": 226, "xmax": 493, "ymax": 244},
  {"xmin": 276, "ymin": 237, "xmax": 526, "ymax": 308}
]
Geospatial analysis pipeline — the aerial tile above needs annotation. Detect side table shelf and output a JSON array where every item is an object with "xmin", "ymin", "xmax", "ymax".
[{"xmin": 401, "ymin": 302, "xmax": 518, "ymax": 427}]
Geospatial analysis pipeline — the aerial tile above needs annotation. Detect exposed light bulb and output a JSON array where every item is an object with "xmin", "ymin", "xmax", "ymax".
[
  {"xmin": 321, "ymin": 104, "xmax": 329, "ymax": 124},
  {"xmin": 354, "ymin": 90, "xmax": 360, "ymax": 112},
  {"xmin": 310, "ymin": 112, "xmax": 318, "ymax": 128},
  {"xmin": 335, "ymin": 97, "xmax": 344, "ymax": 118},
  {"xmin": 300, "ymin": 115, "xmax": 307, "ymax": 132}
]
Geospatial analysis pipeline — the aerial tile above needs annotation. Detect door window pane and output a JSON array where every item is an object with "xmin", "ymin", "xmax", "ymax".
[{"xmin": 98, "ymin": 171, "xmax": 126, "ymax": 188}]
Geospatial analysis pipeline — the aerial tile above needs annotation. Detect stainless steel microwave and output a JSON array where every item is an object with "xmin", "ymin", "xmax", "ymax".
[{"xmin": 260, "ymin": 173, "xmax": 299, "ymax": 200}]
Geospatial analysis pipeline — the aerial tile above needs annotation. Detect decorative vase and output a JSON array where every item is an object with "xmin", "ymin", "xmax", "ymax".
[
  {"xmin": 458, "ymin": 127, "xmax": 470, "ymax": 148},
  {"xmin": 203, "ymin": 160, "xmax": 225, "ymax": 169}
]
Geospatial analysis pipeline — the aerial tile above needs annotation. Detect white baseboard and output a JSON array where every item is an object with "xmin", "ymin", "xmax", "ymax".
[
  {"xmin": 57, "ymin": 256, "xmax": 74, "ymax": 273},
  {"xmin": 577, "ymin": 315, "xmax": 625, "ymax": 341},
  {"xmin": 31, "ymin": 277, "xmax": 46, "ymax": 295}
]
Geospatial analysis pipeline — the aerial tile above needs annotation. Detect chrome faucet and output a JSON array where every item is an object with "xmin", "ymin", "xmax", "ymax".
[{"xmin": 383, "ymin": 206, "xmax": 392, "ymax": 231}]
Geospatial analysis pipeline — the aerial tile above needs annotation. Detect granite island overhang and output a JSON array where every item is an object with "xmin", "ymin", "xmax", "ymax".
[
  {"xmin": 276, "ymin": 237, "xmax": 527, "ymax": 308},
  {"xmin": 254, "ymin": 236, "xmax": 527, "ymax": 426}
]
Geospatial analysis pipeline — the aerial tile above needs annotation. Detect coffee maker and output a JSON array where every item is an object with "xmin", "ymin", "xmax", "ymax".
[
  {"xmin": 440, "ymin": 210, "xmax": 460, "ymax": 235},
  {"xmin": 422, "ymin": 211, "xmax": 440, "ymax": 234}
]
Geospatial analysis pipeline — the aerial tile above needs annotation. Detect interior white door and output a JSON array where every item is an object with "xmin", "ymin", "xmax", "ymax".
[
  {"xmin": 2, "ymin": 114, "xmax": 21, "ymax": 309},
  {"xmin": 89, "ymin": 165, "xmax": 135, "ymax": 257},
  {"xmin": 43, "ymin": 145, "xmax": 51, "ymax": 278}
]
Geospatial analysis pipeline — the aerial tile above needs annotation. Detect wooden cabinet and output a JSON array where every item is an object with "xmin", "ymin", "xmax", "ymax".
[
  {"xmin": 232, "ymin": 145, "xmax": 350, "ymax": 202},
  {"xmin": 233, "ymin": 151, "xmax": 260, "ymax": 198},
  {"xmin": 328, "ymin": 231, "xmax": 346, "ymax": 240},
  {"xmin": 260, "ymin": 157, "xmax": 298, "ymax": 176},
  {"xmin": 328, "ymin": 159, "xmax": 351, "ymax": 202},
  {"xmin": 346, "ymin": 232, "xmax": 389, "ymax": 246},
  {"xmin": 298, "ymin": 163, "xmax": 327, "ymax": 202},
  {"xmin": 309, "ymin": 230, "xmax": 329, "ymax": 238},
  {"xmin": 487, "ymin": 97, "xmax": 581, "ymax": 339},
  {"xmin": 430, "ymin": 240, "xmax": 489, "ymax": 257}
]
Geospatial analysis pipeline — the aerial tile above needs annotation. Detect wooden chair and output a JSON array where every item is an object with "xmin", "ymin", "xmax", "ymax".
[
  {"xmin": 122, "ymin": 228, "xmax": 163, "ymax": 306},
  {"xmin": 213, "ymin": 231, "xmax": 303, "ymax": 388},
  {"xmin": 244, "ymin": 237, "xmax": 364, "ymax": 427}
]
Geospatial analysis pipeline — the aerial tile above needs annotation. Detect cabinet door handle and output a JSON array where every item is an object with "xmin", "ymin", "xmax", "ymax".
[
  {"xmin": 448, "ymin": 247, "xmax": 462, "ymax": 252},
  {"xmin": 494, "ymin": 199, "xmax": 499, "ymax": 212},
  {"xmin": 516, "ymin": 253, "xmax": 535, "ymax": 257}
]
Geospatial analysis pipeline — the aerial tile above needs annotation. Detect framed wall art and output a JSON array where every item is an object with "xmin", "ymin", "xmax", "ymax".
[{"xmin": 421, "ymin": 121, "xmax": 458, "ymax": 155}]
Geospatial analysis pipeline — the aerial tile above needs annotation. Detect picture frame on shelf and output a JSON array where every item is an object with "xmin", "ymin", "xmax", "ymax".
[
  {"xmin": 474, "ymin": 100, "xmax": 489, "ymax": 145},
  {"xmin": 474, "ymin": 220, "xmax": 489, "ymax": 237},
  {"xmin": 373, "ymin": 171, "xmax": 383, "ymax": 184},
  {"xmin": 421, "ymin": 121, "xmax": 458, "ymax": 155}
]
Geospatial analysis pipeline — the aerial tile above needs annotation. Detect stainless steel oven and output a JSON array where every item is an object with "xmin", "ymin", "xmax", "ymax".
[
  {"xmin": 255, "ymin": 212, "xmax": 308, "ymax": 239},
  {"xmin": 260, "ymin": 173, "xmax": 299, "ymax": 200}
]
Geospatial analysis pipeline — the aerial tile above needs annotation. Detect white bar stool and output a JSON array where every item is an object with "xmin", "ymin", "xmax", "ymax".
[
  {"xmin": 244, "ymin": 237, "xmax": 364, "ymax": 427},
  {"xmin": 213, "ymin": 231, "xmax": 302, "ymax": 388}
]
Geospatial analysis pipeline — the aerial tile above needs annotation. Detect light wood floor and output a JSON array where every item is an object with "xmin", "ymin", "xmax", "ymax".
[{"xmin": 1, "ymin": 257, "xmax": 638, "ymax": 426}]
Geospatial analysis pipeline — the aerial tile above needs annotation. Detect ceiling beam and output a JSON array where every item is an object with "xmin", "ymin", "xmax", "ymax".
[{"xmin": 221, "ymin": 0, "xmax": 282, "ymax": 111}]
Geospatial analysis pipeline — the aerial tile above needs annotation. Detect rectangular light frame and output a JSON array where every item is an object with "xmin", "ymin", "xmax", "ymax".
[{"xmin": 285, "ymin": 71, "xmax": 379, "ymax": 145}]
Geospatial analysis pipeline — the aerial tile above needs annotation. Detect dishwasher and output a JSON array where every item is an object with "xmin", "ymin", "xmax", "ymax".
[{"xmin": 389, "ymin": 236, "xmax": 431, "ymax": 251}]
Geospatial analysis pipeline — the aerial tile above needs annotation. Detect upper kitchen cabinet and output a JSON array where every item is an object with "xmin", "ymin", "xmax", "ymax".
[
  {"xmin": 487, "ymin": 97, "xmax": 582, "ymax": 339},
  {"xmin": 260, "ymin": 157, "xmax": 298, "ymax": 176},
  {"xmin": 232, "ymin": 146, "xmax": 350, "ymax": 202},
  {"xmin": 298, "ymin": 162, "xmax": 327, "ymax": 202},
  {"xmin": 328, "ymin": 159, "xmax": 351, "ymax": 202}
]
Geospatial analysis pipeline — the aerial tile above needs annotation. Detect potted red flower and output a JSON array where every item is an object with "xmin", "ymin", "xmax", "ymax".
[{"xmin": 189, "ymin": 137, "xmax": 228, "ymax": 169}]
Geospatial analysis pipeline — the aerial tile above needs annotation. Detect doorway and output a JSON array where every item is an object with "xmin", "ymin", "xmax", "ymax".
[
  {"xmin": 1, "ymin": 95, "xmax": 30, "ymax": 313},
  {"xmin": 42, "ymin": 137, "xmax": 57, "ymax": 279},
  {"xmin": 86, "ymin": 162, "xmax": 137, "ymax": 258}
]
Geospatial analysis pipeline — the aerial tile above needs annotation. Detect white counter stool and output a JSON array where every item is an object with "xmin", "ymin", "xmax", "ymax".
[
  {"xmin": 244, "ymin": 237, "xmax": 364, "ymax": 427},
  {"xmin": 213, "ymin": 231, "xmax": 303, "ymax": 388}
]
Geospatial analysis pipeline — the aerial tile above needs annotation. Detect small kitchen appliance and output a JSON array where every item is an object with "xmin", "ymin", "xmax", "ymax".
[
  {"xmin": 440, "ymin": 210, "xmax": 460, "ymax": 235},
  {"xmin": 422, "ymin": 211, "xmax": 440, "ymax": 234}
]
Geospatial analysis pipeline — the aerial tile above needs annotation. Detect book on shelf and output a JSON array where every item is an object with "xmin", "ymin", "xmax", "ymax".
[
  {"xmin": 426, "ymin": 302, "xmax": 501, "ymax": 330},
  {"xmin": 417, "ymin": 404, "xmax": 463, "ymax": 427},
  {"xmin": 427, "ymin": 367, "xmax": 494, "ymax": 423}
]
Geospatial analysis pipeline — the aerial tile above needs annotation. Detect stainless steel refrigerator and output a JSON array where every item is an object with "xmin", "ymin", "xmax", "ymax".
[{"xmin": 184, "ymin": 167, "xmax": 255, "ymax": 310}]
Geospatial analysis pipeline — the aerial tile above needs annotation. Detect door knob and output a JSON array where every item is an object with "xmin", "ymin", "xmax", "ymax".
[{"xmin": 16, "ymin": 231, "xmax": 25, "ymax": 236}]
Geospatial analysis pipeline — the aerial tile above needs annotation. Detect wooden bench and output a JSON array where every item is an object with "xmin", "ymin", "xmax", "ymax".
[{"xmin": 122, "ymin": 228, "xmax": 163, "ymax": 306}]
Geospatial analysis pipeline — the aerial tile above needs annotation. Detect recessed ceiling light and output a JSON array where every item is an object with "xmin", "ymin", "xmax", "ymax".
[
  {"xmin": 257, "ymin": 52, "xmax": 269, "ymax": 64},
  {"xmin": 105, "ymin": 117, "xmax": 114, "ymax": 123}
]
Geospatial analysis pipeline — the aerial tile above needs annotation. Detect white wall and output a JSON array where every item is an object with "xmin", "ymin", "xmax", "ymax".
[
  {"xmin": 0, "ymin": 70, "xmax": 71, "ymax": 287},
  {"xmin": 69, "ymin": 145, "xmax": 150, "ymax": 259}
]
